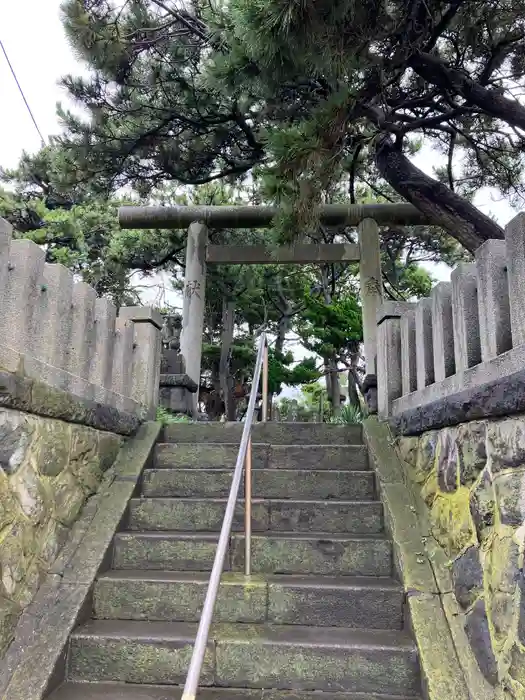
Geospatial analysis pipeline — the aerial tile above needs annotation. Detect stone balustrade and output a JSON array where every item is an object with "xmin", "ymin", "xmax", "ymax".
[
  {"xmin": 0, "ymin": 218, "xmax": 162, "ymax": 419},
  {"xmin": 377, "ymin": 212, "xmax": 525, "ymax": 431}
]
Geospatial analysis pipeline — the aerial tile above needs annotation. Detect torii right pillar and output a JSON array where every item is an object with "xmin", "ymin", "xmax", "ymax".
[{"xmin": 358, "ymin": 218, "xmax": 383, "ymax": 414}]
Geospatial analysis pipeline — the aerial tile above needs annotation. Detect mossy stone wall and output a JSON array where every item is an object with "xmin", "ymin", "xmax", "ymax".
[
  {"xmin": 398, "ymin": 417, "xmax": 525, "ymax": 699},
  {"xmin": 0, "ymin": 407, "xmax": 121, "ymax": 656}
]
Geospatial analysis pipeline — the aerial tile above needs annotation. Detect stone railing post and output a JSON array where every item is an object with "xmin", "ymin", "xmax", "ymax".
[
  {"xmin": 451, "ymin": 263, "xmax": 481, "ymax": 372},
  {"xmin": 67, "ymin": 282, "xmax": 97, "ymax": 398},
  {"xmin": 400, "ymin": 307, "xmax": 417, "ymax": 395},
  {"xmin": 38, "ymin": 263, "xmax": 74, "ymax": 385},
  {"xmin": 89, "ymin": 297, "xmax": 118, "ymax": 404},
  {"xmin": 358, "ymin": 218, "xmax": 383, "ymax": 376},
  {"xmin": 377, "ymin": 301, "xmax": 414, "ymax": 418},
  {"xmin": 431, "ymin": 282, "xmax": 455, "ymax": 381},
  {"xmin": 119, "ymin": 306, "xmax": 163, "ymax": 419},
  {"xmin": 415, "ymin": 297, "xmax": 434, "ymax": 390},
  {"xmin": 180, "ymin": 221, "xmax": 208, "ymax": 414},
  {"xmin": 111, "ymin": 316, "xmax": 135, "ymax": 411},
  {"xmin": 475, "ymin": 240, "xmax": 512, "ymax": 362},
  {"xmin": 0, "ymin": 239, "xmax": 45, "ymax": 357},
  {"xmin": 504, "ymin": 213, "xmax": 525, "ymax": 347}
]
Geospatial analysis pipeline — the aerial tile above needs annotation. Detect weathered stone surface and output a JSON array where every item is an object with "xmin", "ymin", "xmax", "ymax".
[
  {"xmin": 10, "ymin": 463, "xmax": 47, "ymax": 524},
  {"xmin": 0, "ymin": 597, "xmax": 21, "ymax": 657},
  {"xmin": 452, "ymin": 546, "xmax": 483, "ymax": 609},
  {"xmin": 231, "ymin": 534, "xmax": 392, "ymax": 577},
  {"xmin": 437, "ymin": 428, "xmax": 459, "ymax": 492},
  {"xmin": 457, "ymin": 422, "xmax": 487, "ymax": 485},
  {"xmin": 489, "ymin": 590, "xmax": 516, "ymax": 642},
  {"xmin": 493, "ymin": 469, "xmax": 525, "ymax": 526},
  {"xmin": 487, "ymin": 418, "xmax": 525, "ymax": 473},
  {"xmin": 0, "ymin": 368, "xmax": 140, "ymax": 436},
  {"xmin": 416, "ymin": 431, "xmax": 438, "ymax": 481},
  {"xmin": 0, "ymin": 422, "xmax": 159, "ymax": 695},
  {"xmin": 396, "ymin": 436, "xmax": 418, "ymax": 469},
  {"xmin": 0, "ymin": 521, "xmax": 36, "ymax": 599},
  {"xmin": 464, "ymin": 599, "xmax": 498, "ymax": 685},
  {"xmin": 390, "ymin": 414, "xmax": 525, "ymax": 696},
  {"xmin": 0, "ymin": 411, "xmax": 32, "ymax": 475},
  {"xmin": 32, "ymin": 418, "xmax": 70, "ymax": 477},
  {"xmin": 53, "ymin": 471, "xmax": 86, "ymax": 527},
  {"xmin": 390, "ymin": 366, "xmax": 525, "ymax": 437},
  {"xmin": 0, "ymin": 470, "xmax": 17, "ymax": 531},
  {"xmin": 469, "ymin": 468, "xmax": 495, "ymax": 539}
]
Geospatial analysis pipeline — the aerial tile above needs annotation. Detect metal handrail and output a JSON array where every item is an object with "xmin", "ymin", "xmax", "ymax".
[{"xmin": 181, "ymin": 332, "xmax": 269, "ymax": 700}]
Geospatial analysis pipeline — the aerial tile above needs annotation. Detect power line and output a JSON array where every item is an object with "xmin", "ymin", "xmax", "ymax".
[{"xmin": 0, "ymin": 38, "xmax": 46, "ymax": 147}]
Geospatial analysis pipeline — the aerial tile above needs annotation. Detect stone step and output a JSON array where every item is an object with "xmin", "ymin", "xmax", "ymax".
[
  {"xmin": 49, "ymin": 683, "xmax": 421, "ymax": 700},
  {"xmin": 113, "ymin": 532, "xmax": 392, "ymax": 576},
  {"xmin": 128, "ymin": 498, "xmax": 384, "ymax": 534},
  {"xmin": 163, "ymin": 422, "xmax": 362, "ymax": 446},
  {"xmin": 68, "ymin": 620, "xmax": 419, "ymax": 695},
  {"xmin": 154, "ymin": 443, "xmax": 369, "ymax": 471},
  {"xmin": 93, "ymin": 570, "xmax": 404, "ymax": 629},
  {"xmin": 141, "ymin": 468, "xmax": 375, "ymax": 501}
]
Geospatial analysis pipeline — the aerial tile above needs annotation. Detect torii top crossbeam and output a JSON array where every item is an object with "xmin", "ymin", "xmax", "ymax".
[{"xmin": 118, "ymin": 203, "xmax": 432, "ymax": 229}]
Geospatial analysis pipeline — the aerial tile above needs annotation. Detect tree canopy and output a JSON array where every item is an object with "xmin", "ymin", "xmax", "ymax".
[{"xmin": 24, "ymin": 0, "xmax": 523, "ymax": 254}]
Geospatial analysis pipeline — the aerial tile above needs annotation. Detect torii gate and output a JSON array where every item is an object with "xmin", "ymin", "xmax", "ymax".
[{"xmin": 119, "ymin": 203, "xmax": 432, "ymax": 412}]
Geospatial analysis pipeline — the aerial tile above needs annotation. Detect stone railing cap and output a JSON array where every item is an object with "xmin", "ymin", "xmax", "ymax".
[
  {"xmin": 376, "ymin": 301, "xmax": 416, "ymax": 325},
  {"xmin": 119, "ymin": 306, "xmax": 164, "ymax": 329},
  {"xmin": 159, "ymin": 373, "xmax": 198, "ymax": 392}
]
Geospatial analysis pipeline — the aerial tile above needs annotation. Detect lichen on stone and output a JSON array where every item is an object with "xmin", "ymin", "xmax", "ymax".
[
  {"xmin": 0, "ymin": 405, "xmax": 122, "ymax": 660},
  {"xmin": 395, "ymin": 413, "xmax": 525, "ymax": 697}
]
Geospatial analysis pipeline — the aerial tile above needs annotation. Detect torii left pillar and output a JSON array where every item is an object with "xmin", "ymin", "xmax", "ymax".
[{"xmin": 180, "ymin": 221, "xmax": 208, "ymax": 416}]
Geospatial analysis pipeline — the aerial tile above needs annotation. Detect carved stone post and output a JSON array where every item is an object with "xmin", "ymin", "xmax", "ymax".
[
  {"xmin": 180, "ymin": 222, "xmax": 208, "ymax": 414},
  {"xmin": 358, "ymin": 218, "xmax": 383, "ymax": 376}
]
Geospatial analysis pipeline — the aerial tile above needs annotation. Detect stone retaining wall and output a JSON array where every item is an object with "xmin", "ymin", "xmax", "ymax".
[
  {"xmin": 0, "ymin": 406, "xmax": 121, "ymax": 656},
  {"xmin": 397, "ymin": 416, "xmax": 525, "ymax": 698}
]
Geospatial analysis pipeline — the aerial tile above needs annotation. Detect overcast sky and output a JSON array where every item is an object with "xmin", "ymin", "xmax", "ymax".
[{"xmin": 0, "ymin": 0, "xmax": 520, "ymax": 295}]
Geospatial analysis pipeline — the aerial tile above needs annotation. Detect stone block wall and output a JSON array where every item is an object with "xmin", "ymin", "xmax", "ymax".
[
  {"xmin": 0, "ymin": 218, "xmax": 162, "ymax": 419},
  {"xmin": 397, "ymin": 416, "xmax": 525, "ymax": 697},
  {"xmin": 376, "ymin": 212, "xmax": 525, "ymax": 433},
  {"xmin": 0, "ymin": 405, "xmax": 120, "ymax": 656}
]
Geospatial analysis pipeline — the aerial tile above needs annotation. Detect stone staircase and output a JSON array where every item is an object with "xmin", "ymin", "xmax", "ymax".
[{"xmin": 48, "ymin": 423, "xmax": 422, "ymax": 700}]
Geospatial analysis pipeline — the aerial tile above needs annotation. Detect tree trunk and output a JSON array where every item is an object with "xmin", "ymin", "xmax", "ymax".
[
  {"xmin": 347, "ymin": 369, "xmax": 360, "ymax": 408},
  {"xmin": 219, "ymin": 299, "xmax": 236, "ymax": 421},
  {"xmin": 330, "ymin": 358, "xmax": 342, "ymax": 417},
  {"xmin": 409, "ymin": 51, "xmax": 525, "ymax": 133},
  {"xmin": 375, "ymin": 134, "xmax": 505, "ymax": 253}
]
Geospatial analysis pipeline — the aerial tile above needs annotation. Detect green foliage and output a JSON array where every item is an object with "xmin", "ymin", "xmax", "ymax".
[
  {"xmin": 296, "ymin": 291, "xmax": 362, "ymax": 359},
  {"xmin": 156, "ymin": 407, "xmax": 191, "ymax": 425},
  {"xmin": 267, "ymin": 350, "xmax": 319, "ymax": 395},
  {"xmin": 330, "ymin": 403, "xmax": 365, "ymax": 425},
  {"xmin": 38, "ymin": 0, "xmax": 525, "ymax": 254}
]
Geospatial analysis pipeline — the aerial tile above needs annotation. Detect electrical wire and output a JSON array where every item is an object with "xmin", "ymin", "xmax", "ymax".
[{"xmin": 0, "ymin": 38, "xmax": 46, "ymax": 146}]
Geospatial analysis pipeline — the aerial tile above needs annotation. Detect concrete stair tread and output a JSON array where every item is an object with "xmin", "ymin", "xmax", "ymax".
[
  {"xmin": 154, "ymin": 443, "xmax": 369, "ymax": 470},
  {"xmin": 131, "ymin": 497, "xmax": 382, "ymax": 505},
  {"xmin": 98, "ymin": 569, "xmax": 400, "ymax": 589},
  {"xmin": 163, "ymin": 423, "xmax": 363, "ymax": 446},
  {"xmin": 116, "ymin": 531, "xmax": 388, "ymax": 541},
  {"xmin": 128, "ymin": 498, "xmax": 383, "ymax": 535},
  {"xmin": 141, "ymin": 468, "xmax": 375, "ymax": 500},
  {"xmin": 156, "ymin": 442, "xmax": 365, "ymax": 447},
  {"xmin": 72, "ymin": 619, "xmax": 415, "ymax": 649},
  {"xmin": 144, "ymin": 468, "xmax": 372, "ymax": 473},
  {"xmin": 49, "ymin": 682, "xmax": 420, "ymax": 700}
]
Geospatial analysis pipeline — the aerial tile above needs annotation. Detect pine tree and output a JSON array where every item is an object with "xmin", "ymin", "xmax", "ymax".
[{"xmin": 28, "ymin": 0, "xmax": 524, "ymax": 254}]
